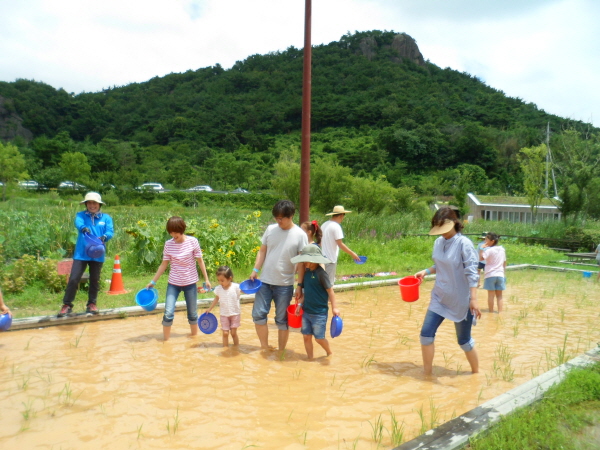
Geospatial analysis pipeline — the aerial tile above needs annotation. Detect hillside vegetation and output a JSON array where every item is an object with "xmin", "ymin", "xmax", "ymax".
[{"xmin": 1, "ymin": 30, "xmax": 599, "ymax": 218}]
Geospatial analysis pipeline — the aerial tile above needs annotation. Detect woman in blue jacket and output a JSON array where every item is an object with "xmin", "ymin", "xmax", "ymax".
[{"xmin": 58, "ymin": 192, "xmax": 114, "ymax": 317}]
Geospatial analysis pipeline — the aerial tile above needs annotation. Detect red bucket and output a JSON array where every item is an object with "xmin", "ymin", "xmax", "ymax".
[
  {"xmin": 287, "ymin": 303, "xmax": 303, "ymax": 328},
  {"xmin": 398, "ymin": 276, "xmax": 422, "ymax": 302}
]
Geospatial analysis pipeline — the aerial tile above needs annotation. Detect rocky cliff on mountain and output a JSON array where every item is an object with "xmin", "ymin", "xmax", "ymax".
[
  {"xmin": 357, "ymin": 32, "xmax": 425, "ymax": 66},
  {"xmin": 0, "ymin": 96, "xmax": 33, "ymax": 142}
]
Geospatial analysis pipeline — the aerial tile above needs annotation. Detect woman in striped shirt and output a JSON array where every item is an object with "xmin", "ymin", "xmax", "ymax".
[{"xmin": 147, "ymin": 217, "xmax": 211, "ymax": 341}]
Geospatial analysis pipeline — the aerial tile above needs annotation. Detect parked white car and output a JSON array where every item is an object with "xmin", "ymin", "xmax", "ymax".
[
  {"xmin": 187, "ymin": 185, "xmax": 213, "ymax": 192},
  {"xmin": 137, "ymin": 182, "xmax": 165, "ymax": 191},
  {"xmin": 59, "ymin": 181, "xmax": 87, "ymax": 190}
]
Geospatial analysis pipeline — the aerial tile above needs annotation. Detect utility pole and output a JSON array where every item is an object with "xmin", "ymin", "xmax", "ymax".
[{"xmin": 299, "ymin": 0, "xmax": 312, "ymax": 223}]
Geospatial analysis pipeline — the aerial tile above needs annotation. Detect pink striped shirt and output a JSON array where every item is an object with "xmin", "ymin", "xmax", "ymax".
[{"xmin": 163, "ymin": 236, "xmax": 203, "ymax": 286}]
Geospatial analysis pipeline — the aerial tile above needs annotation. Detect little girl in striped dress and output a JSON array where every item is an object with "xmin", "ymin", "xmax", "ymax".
[{"xmin": 206, "ymin": 266, "xmax": 242, "ymax": 347}]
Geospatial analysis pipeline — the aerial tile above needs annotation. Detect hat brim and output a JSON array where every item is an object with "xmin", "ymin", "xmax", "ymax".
[
  {"xmin": 290, "ymin": 254, "xmax": 332, "ymax": 264},
  {"xmin": 428, "ymin": 220, "xmax": 455, "ymax": 236},
  {"xmin": 325, "ymin": 210, "xmax": 352, "ymax": 216},
  {"xmin": 80, "ymin": 200, "xmax": 104, "ymax": 204}
]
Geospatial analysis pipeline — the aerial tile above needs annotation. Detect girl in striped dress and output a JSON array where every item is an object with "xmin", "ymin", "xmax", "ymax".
[{"xmin": 147, "ymin": 217, "xmax": 211, "ymax": 341}]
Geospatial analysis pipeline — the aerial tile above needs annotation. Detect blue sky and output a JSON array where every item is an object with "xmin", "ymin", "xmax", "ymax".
[{"xmin": 0, "ymin": 0, "xmax": 598, "ymax": 126}]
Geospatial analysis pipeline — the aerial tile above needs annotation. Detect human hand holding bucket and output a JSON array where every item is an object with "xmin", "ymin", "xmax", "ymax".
[
  {"xmin": 287, "ymin": 300, "xmax": 303, "ymax": 328},
  {"xmin": 398, "ymin": 276, "xmax": 422, "ymax": 302}
]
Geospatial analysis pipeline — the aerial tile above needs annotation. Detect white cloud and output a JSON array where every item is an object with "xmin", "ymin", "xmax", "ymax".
[{"xmin": 0, "ymin": 0, "xmax": 598, "ymax": 125}]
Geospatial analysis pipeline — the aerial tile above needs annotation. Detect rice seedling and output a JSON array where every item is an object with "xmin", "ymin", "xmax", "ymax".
[
  {"xmin": 442, "ymin": 351, "xmax": 455, "ymax": 369},
  {"xmin": 70, "ymin": 325, "xmax": 86, "ymax": 348},
  {"xmin": 287, "ymin": 409, "xmax": 295, "ymax": 423},
  {"xmin": 360, "ymin": 354, "xmax": 377, "ymax": 370},
  {"xmin": 555, "ymin": 333, "xmax": 570, "ymax": 366},
  {"xmin": 368, "ymin": 414, "xmax": 385, "ymax": 446},
  {"xmin": 292, "ymin": 369, "xmax": 302, "ymax": 380},
  {"xmin": 21, "ymin": 399, "xmax": 36, "ymax": 421},
  {"xmin": 455, "ymin": 362, "xmax": 463, "ymax": 375},
  {"xmin": 476, "ymin": 387, "xmax": 485, "ymax": 405},
  {"xmin": 518, "ymin": 309, "xmax": 529, "ymax": 320},
  {"xmin": 137, "ymin": 423, "xmax": 144, "ymax": 440},
  {"xmin": 34, "ymin": 369, "xmax": 52, "ymax": 384},
  {"xmin": 558, "ymin": 308, "xmax": 565, "ymax": 323},
  {"xmin": 166, "ymin": 406, "xmax": 181, "ymax": 435},
  {"xmin": 343, "ymin": 434, "xmax": 361, "ymax": 450},
  {"xmin": 24, "ymin": 337, "xmax": 34, "ymax": 350},
  {"xmin": 513, "ymin": 323, "xmax": 519, "ymax": 337},
  {"xmin": 533, "ymin": 301, "xmax": 545, "ymax": 311},
  {"xmin": 17, "ymin": 375, "xmax": 30, "ymax": 390},
  {"xmin": 508, "ymin": 294, "xmax": 519, "ymax": 304},
  {"xmin": 278, "ymin": 350, "xmax": 287, "ymax": 361},
  {"xmin": 58, "ymin": 382, "xmax": 81, "ymax": 407},
  {"xmin": 501, "ymin": 365, "xmax": 515, "ymax": 382},
  {"xmin": 388, "ymin": 408, "xmax": 405, "ymax": 447},
  {"xmin": 495, "ymin": 343, "xmax": 513, "ymax": 364},
  {"xmin": 485, "ymin": 373, "xmax": 493, "ymax": 386}
]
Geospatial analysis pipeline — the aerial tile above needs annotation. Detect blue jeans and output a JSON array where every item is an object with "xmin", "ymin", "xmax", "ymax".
[
  {"xmin": 301, "ymin": 312, "xmax": 328, "ymax": 340},
  {"xmin": 420, "ymin": 309, "xmax": 475, "ymax": 351},
  {"xmin": 251, "ymin": 283, "xmax": 293, "ymax": 330},
  {"xmin": 162, "ymin": 283, "xmax": 198, "ymax": 327}
]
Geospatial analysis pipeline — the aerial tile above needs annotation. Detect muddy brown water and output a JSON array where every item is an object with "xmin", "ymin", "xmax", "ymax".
[{"xmin": 1, "ymin": 270, "xmax": 599, "ymax": 449}]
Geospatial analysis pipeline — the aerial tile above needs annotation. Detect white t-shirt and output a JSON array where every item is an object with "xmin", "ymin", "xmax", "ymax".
[
  {"xmin": 482, "ymin": 246, "xmax": 506, "ymax": 278},
  {"xmin": 596, "ymin": 244, "xmax": 600, "ymax": 261},
  {"xmin": 214, "ymin": 283, "xmax": 241, "ymax": 317},
  {"xmin": 321, "ymin": 220, "xmax": 344, "ymax": 263},
  {"xmin": 260, "ymin": 224, "xmax": 308, "ymax": 285}
]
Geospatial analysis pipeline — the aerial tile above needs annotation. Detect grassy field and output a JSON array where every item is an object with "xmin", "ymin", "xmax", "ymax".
[
  {"xmin": 467, "ymin": 362, "xmax": 600, "ymax": 449},
  {"xmin": 1, "ymin": 196, "xmax": 598, "ymax": 318}
]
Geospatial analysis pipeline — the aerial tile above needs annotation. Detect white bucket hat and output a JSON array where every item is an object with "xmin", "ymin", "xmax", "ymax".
[
  {"xmin": 325, "ymin": 205, "xmax": 352, "ymax": 216},
  {"xmin": 80, "ymin": 192, "xmax": 104, "ymax": 204}
]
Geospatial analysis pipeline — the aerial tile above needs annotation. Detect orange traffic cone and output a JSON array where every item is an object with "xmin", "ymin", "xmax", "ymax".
[{"xmin": 107, "ymin": 255, "xmax": 128, "ymax": 295}]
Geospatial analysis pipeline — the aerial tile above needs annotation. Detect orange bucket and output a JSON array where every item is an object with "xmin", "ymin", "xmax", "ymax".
[
  {"xmin": 398, "ymin": 276, "xmax": 422, "ymax": 302},
  {"xmin": 287, "ymin": 303, "xmax": 303, "ymax": 328}
]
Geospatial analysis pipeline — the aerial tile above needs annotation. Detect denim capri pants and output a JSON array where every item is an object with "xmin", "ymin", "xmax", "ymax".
[
  {"xmin": 251, "ymin": 283, "xmax": 293, "ymax": 330},
  {"xmin": 420, "ymin": 309, "xmax": 475, "ymax": 352},
  {"xmin": 162, "ymin": 283, "xmax": 198, "ymax": 327}
]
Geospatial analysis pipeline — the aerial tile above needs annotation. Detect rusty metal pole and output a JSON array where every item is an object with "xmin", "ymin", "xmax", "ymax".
[{"xmin": 299, "ymin": 0, "xmax": 312, "ymax": 223}]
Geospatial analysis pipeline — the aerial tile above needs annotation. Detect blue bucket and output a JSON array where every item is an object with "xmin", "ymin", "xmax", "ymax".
[
  {"xmin": 330, "ymin": 315, "xmax": 343, "ymax": 338},
  {"xmin": 583, "ymin": 271, "xmax": 592, "ymax": 278},
  {"xmin": 354, "ymin": 256, "xmax": 367, "ymax": 265},
  {"xmin": 240, "ymin": 279, "xmax": 262, "ymax": 294},
  {"xmin": 84, "ymin": 233, "xmax": 105, "ymax": 259},
  {"xmin": 0, "ymin": 313, "xmax": 12, "ymax": 331},
  {"xmin": 135, "ymin": 288, "xmax": 158, "ymax": 311},
  {"xmin": 198, "ymin": 312, "xmax": 218, "ymax": 334}
]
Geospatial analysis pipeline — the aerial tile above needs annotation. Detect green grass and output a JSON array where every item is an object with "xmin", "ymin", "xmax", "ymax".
[{"xmin": 467, "ymin": 362, "xmax": 600, "ymax": 450}]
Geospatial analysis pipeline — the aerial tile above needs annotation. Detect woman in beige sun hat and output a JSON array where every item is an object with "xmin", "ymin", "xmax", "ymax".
[{"xmin": 414, "ymin": 206, "xmax": 481, "ymax": 376}]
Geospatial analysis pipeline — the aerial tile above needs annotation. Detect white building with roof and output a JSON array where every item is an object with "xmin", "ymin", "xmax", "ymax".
[{"xmin": 466, "ymin": 193, "xmax": 561, "ymax": 223}]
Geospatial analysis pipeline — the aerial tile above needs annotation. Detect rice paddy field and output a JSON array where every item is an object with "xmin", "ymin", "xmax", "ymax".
[{"xmin": 1, "ymin": 269, "xmax": 599, "ymax": 449}]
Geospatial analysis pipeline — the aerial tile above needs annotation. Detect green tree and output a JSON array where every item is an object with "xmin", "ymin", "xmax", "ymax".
[
  {"xmin": 0, "ymin": 142, "xmax": 28, "ymax": 201},
  {"xmin": 348, "ymin": 175, "xmax": 397, "ymax": 214},
  {"xmin": 518, "ymin": 144, "xmax": 546, "ymax": 223},
  {"xmin": 310, "ymin": 158, "xmax": 352, "ymax": 213},
  {"xmin": 59, "ymin": 152, "xmax": 91, "ymax": 185},
  {"xmin": 271, "ymin": 146, "xmax": 301, "ymax": 205}
]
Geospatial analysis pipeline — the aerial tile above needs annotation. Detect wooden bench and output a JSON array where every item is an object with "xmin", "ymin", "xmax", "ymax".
[{"xmin": 57, "ymin": 259, "xmax": 90, "ymax": 285}]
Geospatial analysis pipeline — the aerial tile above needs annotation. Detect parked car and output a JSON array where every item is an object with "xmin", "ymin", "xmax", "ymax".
[
  {"xmin": 231, "ymin": 187, "xmax": 250, "ymax": 194},
  {"xmin": 187, "ymin": 185, "xmax": 213, "ymax": 192},
  {"xmin": 19, "ymin": 180, "xmax": 49, "ymax": 191},
  {"xmin": 59, "ymin": 181, "xmax": 87, "ymax": 190},
  {"xmin": 137, "ymin": 182, "xmax": 165, "ymax": 191}
]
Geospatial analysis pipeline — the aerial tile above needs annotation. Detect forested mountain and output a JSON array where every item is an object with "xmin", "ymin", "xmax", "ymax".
[{"xmin": 0, "ymin": 30, "xmax": 596, "ymax": 201}]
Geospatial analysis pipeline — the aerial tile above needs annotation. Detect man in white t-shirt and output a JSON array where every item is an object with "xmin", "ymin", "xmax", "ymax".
[
  {"xmin": 321, "ymin": 205, "xmax": 360, "ymax": 285},
  {"xmin": 250, "ymin": 200, "xmax": 308, "ymax": 351}
]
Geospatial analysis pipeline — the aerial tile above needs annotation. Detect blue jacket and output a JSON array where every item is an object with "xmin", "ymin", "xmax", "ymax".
[{"xmin": 73, "ymin": 210, "xmax": 114, "ymax": 262}]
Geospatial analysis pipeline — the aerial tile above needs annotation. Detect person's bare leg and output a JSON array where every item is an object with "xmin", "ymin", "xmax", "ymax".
[
  {"xmin": 421, "ymin": 344, "xmax": 435, "ymax": 376},
  {"xmin": 315, "ymin": 338, "xmax": 332, "ymax": 356},
  {"xmin": 465, "ymin": 348, "xmax": 479, "ymax": 373},
  {"xmin": 163, "ymin": 326, "xmax": 171, "ymax": 341},
  {"xmin": 487, "ymin": 290, "xmax": 495, "ymax": 313},
  {"xmin": 190, "ymin": 323, "xmax": 198, "ymax": 336},
  {"xmin": 222, "ymin": 330, "xmax": 230, "ymax": 347},
  {"xmin": 231, "ymin": 328, "xmax": 239, "ymax": 346},
  {"xmin": 255, "ymin": 323, "xmax": 269, "ymax": 349},
  {"xmin": 496, "ymin": 290, "xmax": 504, "ymax": 312},
  {"xmin": 278, "ymin": 329, "xmax": 290, "ymax": 350},
  {"xmin": 303, "ymin": 334, "xmax": 314, "ymax": 360}
]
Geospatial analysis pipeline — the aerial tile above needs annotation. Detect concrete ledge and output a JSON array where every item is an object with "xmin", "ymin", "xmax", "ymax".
[{"xmin": 393, "ymin": 347, "xmax": 600, "ymax": 450}]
